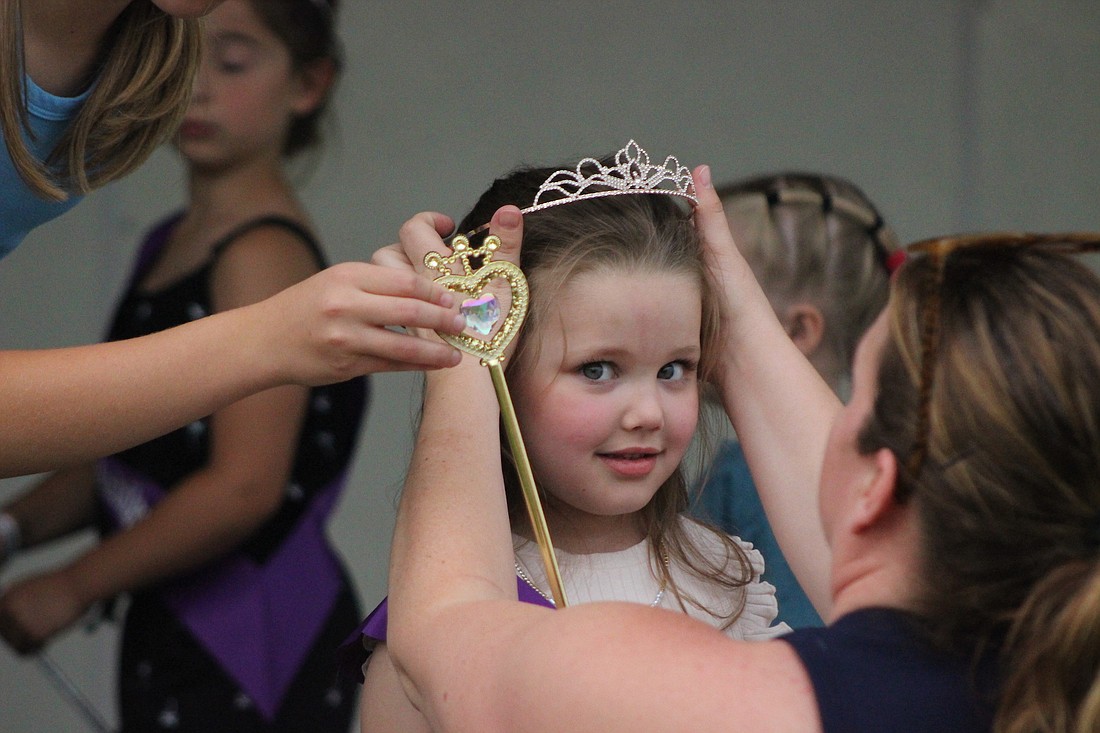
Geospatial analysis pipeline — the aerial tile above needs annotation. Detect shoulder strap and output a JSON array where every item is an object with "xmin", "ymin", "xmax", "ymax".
[
  {"xmin": 209, "ymin": 215, "xmax": 327, "ymax": 270},
  {"xmin": 127, "ymin": 213, "xmax": 184, "ymax": 290}
]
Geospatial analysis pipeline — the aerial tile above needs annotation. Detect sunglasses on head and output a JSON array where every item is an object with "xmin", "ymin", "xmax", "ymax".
[{"xmin": 902, "ymin": 232, "xmax": 1100, "ymax": 479}]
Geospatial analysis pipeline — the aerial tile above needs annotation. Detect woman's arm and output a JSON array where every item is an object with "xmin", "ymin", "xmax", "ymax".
[
  {"xmin": 693, "ymin": 165, "xmax": 837, "ymax": 617},
  {"xmin": 1, "ymin": 260, "xmax": 464, "ymax": 478},
  {"xmin": 1, "ymin": 227, "xmax": 334, "ymax": 651},
  {"xmin": 360, "ymin": 643, "xmax": 433, "ymax": 733}
]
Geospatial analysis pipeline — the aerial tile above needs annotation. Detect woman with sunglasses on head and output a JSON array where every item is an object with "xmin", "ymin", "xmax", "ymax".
[{"xmin": 378, "ymin": 167, "xmax": 1100, "ymax": 733}]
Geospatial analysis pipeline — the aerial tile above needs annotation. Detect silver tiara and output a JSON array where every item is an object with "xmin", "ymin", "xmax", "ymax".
[
  {"xmin": 526, "ymin": 140, "xmax": 696, "ymax": 213},
  {"xmin": 467, "ymin": 140, "xmax": 696, "ymax": 235}
]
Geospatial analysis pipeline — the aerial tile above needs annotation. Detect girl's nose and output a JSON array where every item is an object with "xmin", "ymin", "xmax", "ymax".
[
  {"xmin": 621, "ymin": 383, "xmax": 664, "ymax": 431},
  {"xmin": 190, "ymin": 59, "xmax": 213, "ymax": 102}
]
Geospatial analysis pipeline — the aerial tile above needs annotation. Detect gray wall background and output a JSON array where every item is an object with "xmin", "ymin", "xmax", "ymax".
[{"xmin": 2, "ymin": 1, "xmax": 1098, "ymax": 729}]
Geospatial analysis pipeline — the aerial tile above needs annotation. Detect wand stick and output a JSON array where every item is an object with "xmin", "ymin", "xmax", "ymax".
[
  {"xmin": 488, "ymin": 359, "xmax": 567, "ymax": 608},
  {"xmin": 426, "ymin": 234, "xmax": 568, "ymax": 608}
]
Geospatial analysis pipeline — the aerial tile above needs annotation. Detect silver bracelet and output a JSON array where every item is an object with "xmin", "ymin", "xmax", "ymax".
[{"xmin": 0, "ymin": 512, "xmax": 22, "ymax": 561}]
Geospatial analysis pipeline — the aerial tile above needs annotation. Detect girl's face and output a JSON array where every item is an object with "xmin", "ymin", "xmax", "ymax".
[
  {"xmin": 511, "ymin": 268, "xmax": 702, "ymax": 550},
  {"xmin": 176, "ymin": 0, "xmax": 313, "ymax": 170}
]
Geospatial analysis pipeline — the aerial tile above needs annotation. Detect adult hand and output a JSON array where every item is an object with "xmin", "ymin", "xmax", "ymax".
[
  {"xmin": 252, "ymin": 260, "xmax": 468, "ymax": 385},
  {"xmin": 0, "ymin": 570, "xmax": 88, "ymax": 654},
  {"xmin": 691, "ymin": 165, "xmax": 758, "ymax": 324}
]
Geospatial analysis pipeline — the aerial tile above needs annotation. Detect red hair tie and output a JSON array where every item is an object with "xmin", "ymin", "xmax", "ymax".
[{"xmin": 885, "ymin": 250, "xmax": 907, "ymax": 275}]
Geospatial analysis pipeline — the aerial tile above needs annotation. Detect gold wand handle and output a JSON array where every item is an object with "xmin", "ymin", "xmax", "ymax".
[
  {"xmin": 488, "ymin": 359, "xmax": 568, "ymax": 608},
  {"xmin": 425, "ymin": 234, "xmax": 566, "ymax": 608}
]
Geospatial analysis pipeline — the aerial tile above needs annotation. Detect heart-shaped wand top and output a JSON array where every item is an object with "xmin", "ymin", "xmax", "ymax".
[{"xmin": 424, "ymin": 234, "xmax": 529, "ymax": 366}]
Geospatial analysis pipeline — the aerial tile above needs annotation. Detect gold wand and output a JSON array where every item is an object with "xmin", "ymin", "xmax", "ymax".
[{"xmin": 425, "ymin": 234, "xmax": 568, "ymax": 608}]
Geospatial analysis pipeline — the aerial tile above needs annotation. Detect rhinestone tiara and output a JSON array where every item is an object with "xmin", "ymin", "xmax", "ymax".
[
  {"xmin": 469, "ymin": 140, "xmax": 696, "ymax": 235},
  {"xmin": 526, "ymin": 140, "xmax": 697, "ymax": 214}
]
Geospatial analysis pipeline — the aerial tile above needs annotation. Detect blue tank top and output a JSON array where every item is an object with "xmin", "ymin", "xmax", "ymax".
[
  {"xmin": 782, "ymin": 608, "xmax": 999, "ymax": 733},
  {"xmin": 0, "ymin": 75, "xmax": 88, "ymax": 259}
]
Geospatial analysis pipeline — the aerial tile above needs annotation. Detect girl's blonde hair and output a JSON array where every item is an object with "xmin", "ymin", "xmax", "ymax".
[
  {"xmin": 458, "ymin": 163, "xmax": 754, "ymax": 628},
  {"xmin": 0, "ymin": 0, "xmax": 201, "ymax": 201},
  {"xmin": 718, "ymin": 173, "xmax": 899, "ymax": 389},
  {"xmin": 860, "ymin": 244, "xmax": 1100, "ymax": 733}
]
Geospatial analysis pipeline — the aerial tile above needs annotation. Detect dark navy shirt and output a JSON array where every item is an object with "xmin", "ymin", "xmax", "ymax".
[{"xmin": 783, "ymin": 608, "xmax": 998, "ymax": 733}]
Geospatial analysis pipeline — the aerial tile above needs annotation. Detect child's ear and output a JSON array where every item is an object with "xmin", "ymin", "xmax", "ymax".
[
  {"xmin": 851, "ymin": 447, "xmax": 899, "ymax": 533},
  {"xmin": 291, "ymin": 58, "xmax": 337, "ymax": 117},
  {"xmin": 782, "ymin": 303, "xmax": 825, "ymax": 358}
]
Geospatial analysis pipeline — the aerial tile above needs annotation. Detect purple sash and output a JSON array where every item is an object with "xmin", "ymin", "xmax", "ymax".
[
  {"xmin": 338, "ymin": 576, "xmax": 554, "ymax": 683},
  {"xmin": 96, "ymin": 457, "xmax": 347, "ymax": 721}
]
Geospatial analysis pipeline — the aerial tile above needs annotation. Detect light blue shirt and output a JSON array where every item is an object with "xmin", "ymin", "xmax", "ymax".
[{"xmin": 0, "ymin": 75, "xmax": 89, "ymax": 259}]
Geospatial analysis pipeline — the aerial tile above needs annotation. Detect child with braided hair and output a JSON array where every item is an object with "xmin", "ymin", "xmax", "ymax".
[{"xmin": 695, "ymin": 172, "xmax": 902, "ymax": 627}]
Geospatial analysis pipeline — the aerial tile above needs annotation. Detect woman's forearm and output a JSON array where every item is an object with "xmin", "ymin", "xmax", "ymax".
[
  {"xmin": 694, "ymin": 165, "xmax": 838, "ymax": 615},
  {"xmin": 386, "ymin": 362, "xmax": 516, "ymax": 703},
  {"xmin": 2, "ymin": 261, "xmax": 466, "ymax": 479}
]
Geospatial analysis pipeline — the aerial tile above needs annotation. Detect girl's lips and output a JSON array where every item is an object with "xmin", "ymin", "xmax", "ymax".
[
  {"xmin": 178, "ymin": 120, "xmax": 216, "ymax": 139},
  {"xmin": 597, "ymin": 451, "xmax": 659, "ymax": 478}
]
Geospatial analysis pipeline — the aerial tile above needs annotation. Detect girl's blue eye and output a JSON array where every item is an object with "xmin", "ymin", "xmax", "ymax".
[
  {"xmin": 658, "ymin": 362, "xmax": 686, "ymax": 380},
  {"xmin": 580, "ymin": 362, "xmax": 614, "ymax": 381}
]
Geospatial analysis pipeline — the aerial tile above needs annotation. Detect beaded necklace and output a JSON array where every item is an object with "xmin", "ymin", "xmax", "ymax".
[{"xmin": 513, "ymin": 544, "xmax": 671, "ymax": 608}]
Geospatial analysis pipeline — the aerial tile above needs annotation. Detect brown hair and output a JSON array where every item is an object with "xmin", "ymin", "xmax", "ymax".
[
  {"xmin": 0, "ymin": 0, "xmax": 201, "ymax": 201},
  {"xmin": 859, "ymin": 245, "xmax": 1100, "ymax": 732},
  {"xmin": 717, "ymin": 173, "xmax": 899, "ymax": 390},
  {"xmin": 247, "ymin": 0, "xmax": 341, "ymax": 157},
  {"xmin": 457, "ymin": 163, "xmax": 753, "ymax": 627}
]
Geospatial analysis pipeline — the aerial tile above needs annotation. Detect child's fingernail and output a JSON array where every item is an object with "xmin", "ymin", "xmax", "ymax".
[
  {"xmin": 453, "ymin": 313, "xmax": 467, "ymax": 331},
  {"xmin": 439, "ymin": 291, "xmax": 455, "ymax": 307},
  {"xmin": 696, "ymin": 165, "xmax": 712, "ymax": 188},
  {"xmin": 500, "ymin": 209, "xmax": 521, "ymax": 229}
]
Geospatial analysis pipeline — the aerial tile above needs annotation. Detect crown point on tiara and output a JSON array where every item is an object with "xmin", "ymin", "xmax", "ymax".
[{"xmin": 523, "ymin": 140, "xmax": 697, "ymax": 215}]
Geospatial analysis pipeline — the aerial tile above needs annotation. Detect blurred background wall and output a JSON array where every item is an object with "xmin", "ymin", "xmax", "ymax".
[{"xmin": 2, "ymin": 1, "xmax": 1097, "ymax": 729}]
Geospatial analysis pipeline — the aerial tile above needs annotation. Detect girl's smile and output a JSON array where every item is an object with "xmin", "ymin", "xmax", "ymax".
[{"xmin": 597, "ymin": 448, "xmax": 662, "ymax": 478}]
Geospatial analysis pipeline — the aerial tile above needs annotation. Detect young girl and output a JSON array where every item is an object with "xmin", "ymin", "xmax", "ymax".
[
  {"xmin": 0, "ymin": 0, "xmax": 463, "ymax": 478},
  {"xmin": 0, "ymin": 2, "xmax": 365, "ymax": 730},
  {"xmin": 350, "ymin": 145, "xmax": 788, "ymax": 731},
  {"xmin": 695, "ymin": 173, "xmax": 902, "ymax": 628}
]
